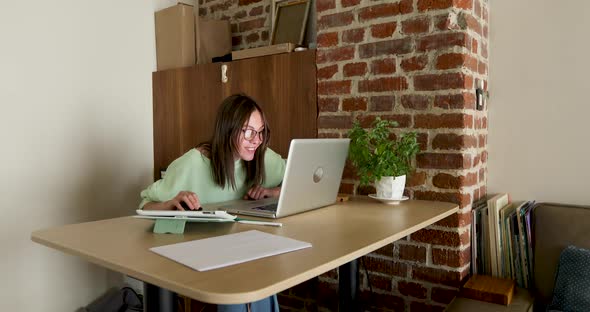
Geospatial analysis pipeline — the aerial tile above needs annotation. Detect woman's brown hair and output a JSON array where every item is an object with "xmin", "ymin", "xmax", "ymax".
[{"xmin": 198, "ymin": 94, "xmax": 270, "ymax": 189}]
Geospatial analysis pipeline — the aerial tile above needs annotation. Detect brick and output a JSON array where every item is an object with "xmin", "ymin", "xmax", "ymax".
[
  {"xmin": 317, "ymin": 0, "xmax": 336, "ymax": 12},
  {"xmin": 318, "ymin": 11, "xmax": 354, "ymax": 29},
  {"xmin": 401, "ymin": 95, "xmax": 430, "ymax": 110},
  {"xmin": 407, "ymin": 170, "xmax": 427, "ymax": 187},
  {"xmin": 434, "ymin": 13, "xmax": 461, "ymax": 31},
  {"xmin": 318, "ymin": 80, "xmax": 351, "ymax": 95},
  {"xmin": 358, "ymin": 114, "xmax": 411, "ymax": 128},
  {"xmin": 410, "ymin": 301, "xmax": 446, "ymax": 312},
  {"xmin": 432, "ymin": 133, "xmax": 477, "ymax": 150},
  {"xmin": 414, "ymin": 73, "xmax": 472, "ymax": 91},
  {"xmin": 359, "ymin": 77, "xmax": 408, "ymax": 93},
  {"xmin": 261, "ymin": 30, "xmax": 269, "ymax": 41},
  {"xmin": 434, "ymin": 93, "xmax": 476, "ymax": 110},
  {"xmin": 249, "ymin": 6, "xmax": 263, "ymax": 16},
  {"xmin": 472, "ymin": 38, "xmax": 478, "ymax": 53},
  {"xmin": 417, "ymin": 152, "xmax": 472, "ymax": 170},
  {"xmin": 433, "ymin": 172, "xmax": 478, "ymax": 189},
  {"xmin": 432, "ymin": 247, "xmax": 471, "ymax": 267},
  {"xmin": 343, "ymin": 62, "xmax": 367, "ymax": 77},
  {"xmin": 402, "ymin": 16, "xmax": 430, "ymax": 34},
  {"xmin": 414, "ymin": 113, "xmax": 473, "ymax": 129},
  {"xmin": 317, "ymin": 64, "xmax": 339, "ymax": 80},
  {"xmin": 436, "ymin": 53, "xmax": 465, "ymax": 70},
  {"xmin": 479, "ymin": 167, "xmax": 485, "ymax": 182},
  {"xmin": 482, "ymin": 41, "xmax": 488, "ymax": 58},
  {"xmin": 414, "ymin": 190, "xmax": 472, "ymax": 208},
  {"xmin": 364, "ymin": 256, "xmax": 407, "ymax": 277},
  {"xmin": 456, "ymin": 0, "xmax": 473, "ymax": 10},
  {"xmin": 417, "ymin": 33, "xmax": 470, "ymax": 52},
  {"xmin": 369, "ymin": 95, "xmax": 395, "ymax": 111},
  {"xmin": 371, "ymin": 58, "xmax": 396, "ymax": 75},
  {"xmin": 434, "ymin": 211, "xmax": 472, "ymax": 228},
  {"xmin": 239, "ymin": 0, "xmax": 262, "ymax": 5},
  {"xmin": 417, "ymin": 132, "xmax": 428, "ymax": 151},
  {"xmin": 359, "ymin": 3, "xmax": 403, "ymax": 22},
  {"xmin": 342, "ymin": 0, "xmax": 361, "ymax": 8},
  {"xmin": 317, "ymin": 32, "xmax": 339, "ymax": 48},
  {"xmin": 318, "ymin": 97, "xmax": 339, "ymax": 112},
  {"xmin": 238, "ymin": 18, "xmax": 265, "ymax": 32},
  {"xmin": 412, "ymin": 266, "xmax": 465, "ymax": 287},
  {"xmin": 317, "ymin": 46, "xmax": 355, "ymax": 64},
  {"xmin": 464, "ymin": 13, "xmax": 482, "ymax": 35},
  {"xmin": 417, "ymin": 0, "xmax": 453, "ymax": 11},
  {"xmin": 342, "ymin": 97, "xmax": 368, "ymax": 111},
  {"xmin": 401, "ymin": 55, "xmax": 429, "ymax": 72},
  {"xmin": 478, "ymin": 134, "xmax": 486, "ymax": 148},
  {"xmin": 431, "ymin": 286, "xmax": 459, "ymax": 304},
  {"xmin": 359, "ymin": 38, "xmax": 412, "ymax": 58},
  {"xmin": 317, "ymin": 280, "xmax": 338, "ymax": 310},
  {"xmin": 398, "ymin": 244, "xmax": 427, "ymax": 262},
  {"xmin": 211, "ymin": 1, "xmax": 234, "ymax": 14},
  {"xmin": 411, "ymin": 228, "xmax": 462, "ymax": 247},
  {"xmin": 372, "ymin": 244, "xmax": 394, "ymax": 257},
  {"xmin": 366, "ymin": 273, "xmax": 393, "ymax": 291},
  {"xmin": 318, "ymin": 115, "xmax": 353, "ymax": 129},
  {"xmin": 398, "ymin": 281, "xmax": 427, "ymax": 299},
  {"xmin": 245, "ymin": 32, "xmax": 259, "ymax": 43},
  {"xmin": 364, "ymin": 293, "xmax": 405, "ymax": 311},
  {"xmin": 371, "ymin": 22, "xmax": 397, "ymax": 39},
  {"xmin": 233, "ymin": 10, "xmax": 247, "ymax": 19},
  {"xmin": 342, "ymin": 28, "xmax": 365, "ymax": 43},
  {"xmin": 357, "ymin": 184, "xmax": 375, "ymax": 195},
  {"xmin": 478, "ymin": 60, "xmax": 487, "ymax": 75}
]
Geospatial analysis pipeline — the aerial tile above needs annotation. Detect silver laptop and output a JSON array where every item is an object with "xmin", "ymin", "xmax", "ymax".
[{"xmin": 203, "ymin": 138, "xmax": 350, "ymax": 219}]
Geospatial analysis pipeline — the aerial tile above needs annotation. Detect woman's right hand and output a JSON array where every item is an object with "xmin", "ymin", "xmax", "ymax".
[{"xmin": 169, "ymin": 191, "xmax": 201, "ymax": 211}]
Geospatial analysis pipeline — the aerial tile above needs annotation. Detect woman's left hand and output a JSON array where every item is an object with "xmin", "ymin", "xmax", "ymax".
[{"xmin": 245, "ymin": 185, "xmax": 281, "ymax": 200}]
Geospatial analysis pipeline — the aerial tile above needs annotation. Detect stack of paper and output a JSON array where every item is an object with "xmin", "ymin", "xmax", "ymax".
[{"xmin": 150, "ymin": 230, "xmax": 312, "ymax": 271}]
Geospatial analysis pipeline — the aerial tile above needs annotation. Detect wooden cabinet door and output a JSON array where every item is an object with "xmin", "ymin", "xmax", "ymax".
[
  {"xmin": 152, "ymin": 50, "xmax": 317, "ymax": 179},
  {"xmin": 222, "ymin": 50, "xmax": 317, "ymax": 158},
  {"xmin": 152, "ymin": 63, "xmax": 224, "ymax": 179}
]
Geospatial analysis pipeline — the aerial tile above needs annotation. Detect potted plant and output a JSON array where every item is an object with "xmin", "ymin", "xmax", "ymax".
[{"xmin": 348, "ymin": 117, "xmax": 420, "ymax": 201}]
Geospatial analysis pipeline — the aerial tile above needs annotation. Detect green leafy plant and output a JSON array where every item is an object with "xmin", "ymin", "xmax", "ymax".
[{"xmin": 348, "ymin": 117, "xmax": 420, "ymax": 186}]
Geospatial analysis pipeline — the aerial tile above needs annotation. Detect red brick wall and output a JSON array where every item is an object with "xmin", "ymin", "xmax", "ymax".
[
  {"xmin": 199, "ymin": 0, "xmax": 489, "ymax": 310},
  {"xmin": 314, "ymin": 0, "xmax": 489, "ymax": 310},
  {"xmin": 198, "ymin": 0, "xmax": 271, "ymax": 50}
]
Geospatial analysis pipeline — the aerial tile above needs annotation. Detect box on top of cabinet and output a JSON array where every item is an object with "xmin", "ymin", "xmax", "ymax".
[{"xmin": 155, "ymin": 3, "xmax": 195, "ymax": 71}]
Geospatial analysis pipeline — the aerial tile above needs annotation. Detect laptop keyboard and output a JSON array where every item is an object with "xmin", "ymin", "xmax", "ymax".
[{"xmin": 252, "ymin": 203, "xmax": 278, "ymax": 211}]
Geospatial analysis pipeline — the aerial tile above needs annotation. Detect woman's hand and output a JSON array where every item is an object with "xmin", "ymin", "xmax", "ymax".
[
  {"xmin": 244, "ymin": 185, "xmax": 281, "ymax": 200},
  {"xmin": 143, "ymin": 191, "xmax": 201, "ymax": 211},
  {"xmin": 170, "ymin": 191, "xmax": 201, "ymax": 210}
]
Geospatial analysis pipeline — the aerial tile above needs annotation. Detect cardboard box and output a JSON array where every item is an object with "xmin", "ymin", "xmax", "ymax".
[{"xmin": 155, "ymin": 4, "xmax": 195, "ymax": 71}]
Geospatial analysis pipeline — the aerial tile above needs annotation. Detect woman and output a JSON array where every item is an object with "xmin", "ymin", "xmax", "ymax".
[{"xmin": 139, "ymin": 94, "xmax": 285, "ymax": 311}]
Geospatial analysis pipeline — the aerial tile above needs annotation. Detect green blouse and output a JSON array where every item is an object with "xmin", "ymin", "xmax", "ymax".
[{"xmin": 139, "ymin": 148, "xmax": 286, "ymax": 208}]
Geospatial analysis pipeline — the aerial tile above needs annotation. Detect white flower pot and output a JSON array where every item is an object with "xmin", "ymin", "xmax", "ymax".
[{"xmin": 375, "ymin": 175, "xmax": 406, "ymax": 199}]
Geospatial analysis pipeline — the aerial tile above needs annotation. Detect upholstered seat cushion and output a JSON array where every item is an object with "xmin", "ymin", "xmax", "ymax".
[{"xmin": 547, "ymin": 246, "xmax": 590, "ymax": 312}]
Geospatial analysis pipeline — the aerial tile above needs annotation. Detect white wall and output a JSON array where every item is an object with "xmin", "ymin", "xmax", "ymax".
[
  {"xmin": 488, "ymin": 1, "xmax": 590, "ymax": 205},
  {"xmin": 0, "ymin": 1, "xmax": 159, "ymax": 311}
]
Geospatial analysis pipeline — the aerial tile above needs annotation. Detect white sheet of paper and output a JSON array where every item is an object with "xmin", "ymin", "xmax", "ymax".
[{"xmin": 150, "ymin": 230, "xmax": 312, "ymax": 271}]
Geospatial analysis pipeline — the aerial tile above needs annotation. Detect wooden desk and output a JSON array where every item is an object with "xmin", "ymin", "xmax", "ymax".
[{"xmin": 31, "ymin": 197, "xmax": 458, "ymax": 305}]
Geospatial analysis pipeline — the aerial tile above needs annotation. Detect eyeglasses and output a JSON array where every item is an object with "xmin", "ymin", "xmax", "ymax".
[{"xmin": 241, "ymin": 128, "xmax": 265, "ymax": 141}]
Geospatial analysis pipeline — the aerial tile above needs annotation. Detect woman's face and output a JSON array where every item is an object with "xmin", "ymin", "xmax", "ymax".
[{"xmin": 236, "ymin": 110, "xmax": 264, "ymax": 161}]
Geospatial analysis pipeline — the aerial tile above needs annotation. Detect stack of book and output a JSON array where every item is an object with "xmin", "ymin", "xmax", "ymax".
[{"xmin": 471, "ymin": 193, "xmax": 536, "ymax": 288}]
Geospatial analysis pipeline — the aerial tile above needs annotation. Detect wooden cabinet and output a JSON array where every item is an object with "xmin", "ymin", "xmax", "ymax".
[{"xmin": 152, "ymin": 50, "xmax": 317, "ymax": 179}]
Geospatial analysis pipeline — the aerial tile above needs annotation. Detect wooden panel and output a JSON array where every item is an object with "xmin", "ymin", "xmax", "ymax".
[
  {"xmin": 152, "ymin": 50, "xmax": 317, "ymax": 180},
  {"xmin": 223, "ymin": 49, "xmax": 317, "ymax": 158},
  {"xmin": 152, "ymin": 63, "xmax": 223, "ymax": 180}
]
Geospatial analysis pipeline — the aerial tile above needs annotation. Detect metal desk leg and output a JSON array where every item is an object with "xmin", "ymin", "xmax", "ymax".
[
  {"xmin": 144, "ymin": 282, "xmax": 177, "ymax": 312},
  {"xmin": 338, "ymin": 259, "xmax": 359, "ymax": 312}
]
